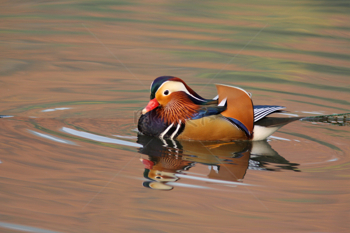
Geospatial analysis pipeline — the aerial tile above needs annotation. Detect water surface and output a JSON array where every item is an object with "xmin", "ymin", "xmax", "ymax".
[{"xmin": 0, "ymin": 0, "xmax": 350, "ymax": 232}]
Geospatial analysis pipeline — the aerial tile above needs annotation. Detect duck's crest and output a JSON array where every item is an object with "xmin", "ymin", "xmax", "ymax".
[{"xmin": 150, "ymin": 76, "xmax": 207, "ymax": 102}]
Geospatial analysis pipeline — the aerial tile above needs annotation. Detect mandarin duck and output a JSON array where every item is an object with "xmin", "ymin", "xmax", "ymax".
[{"xmin": 138, "ymin": 76, "xmax": 296, "ymax": 141}]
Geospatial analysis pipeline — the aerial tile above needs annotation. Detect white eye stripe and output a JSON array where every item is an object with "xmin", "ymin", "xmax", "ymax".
[
  {"xmin": 157, "ymin": 81, "xmax": 205, "ymax": 102},
  {"xmin": 186, "ymin": 91, "xmax": 206, "ymax": 102}
]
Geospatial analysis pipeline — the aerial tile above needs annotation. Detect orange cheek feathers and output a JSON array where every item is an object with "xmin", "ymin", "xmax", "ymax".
[{"xmin": 142, "ymin": 98, "xmax": 159, "ymax": 114}]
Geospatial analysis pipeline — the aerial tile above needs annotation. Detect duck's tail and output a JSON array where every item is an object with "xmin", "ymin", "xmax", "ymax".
[
  {"xmin": 252, "ymin": 113, "xmax": 350, "ymax": 141},
  {"xmin": 252, "ymin": 117, "xmax": 301, "ymax": 141},
  {"xmin": 300, "ymin": 113, "xmax": 350, "ymax": 126}
]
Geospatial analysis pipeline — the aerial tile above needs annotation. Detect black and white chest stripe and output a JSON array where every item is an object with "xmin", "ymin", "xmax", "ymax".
[{"xmin": 159, "ymin": 120, "xmax": 185, "ymax": 139}]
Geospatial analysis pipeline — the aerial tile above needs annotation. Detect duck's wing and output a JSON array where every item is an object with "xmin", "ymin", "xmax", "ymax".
[
  {"xmin": 215, "ymin": 84, "xmax": 254, "ymax": 138},
  {"xmin": 191, "ymin": 105, "xmax": 226, "ymax": 120},
  {"xmin": 254, "ymin": 105, "xmax": 285, "ymax": 122}
]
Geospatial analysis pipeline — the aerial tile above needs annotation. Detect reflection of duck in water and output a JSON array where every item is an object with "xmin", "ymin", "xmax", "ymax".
[{"xmin": 137, "ymin": 135, "xmax": 299, "ymax": 190}]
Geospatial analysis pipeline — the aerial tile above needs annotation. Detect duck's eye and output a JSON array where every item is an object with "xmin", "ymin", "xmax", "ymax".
[{"xmin": 163, "ymin": 90, "xmax": 169, "ymax": 96}]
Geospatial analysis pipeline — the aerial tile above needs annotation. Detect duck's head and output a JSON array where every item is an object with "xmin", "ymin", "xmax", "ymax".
[
  {"xmin": 141, "ymin": 158, "xmax": 179, "ymax": 182},
  {"xmin": 141, "ymin": 76, "xmax": 210, "ymax": 115}
]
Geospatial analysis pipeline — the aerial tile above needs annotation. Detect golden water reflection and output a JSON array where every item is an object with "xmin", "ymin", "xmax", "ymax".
[{"xmin": 138, "ymin": 135, "xmax": 299, "ymax": 190}]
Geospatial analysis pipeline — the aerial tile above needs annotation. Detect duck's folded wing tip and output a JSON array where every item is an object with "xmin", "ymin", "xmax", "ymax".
[{"xmin": 254, "ymin": 105, "xmax": 286, "ymax": 122}]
